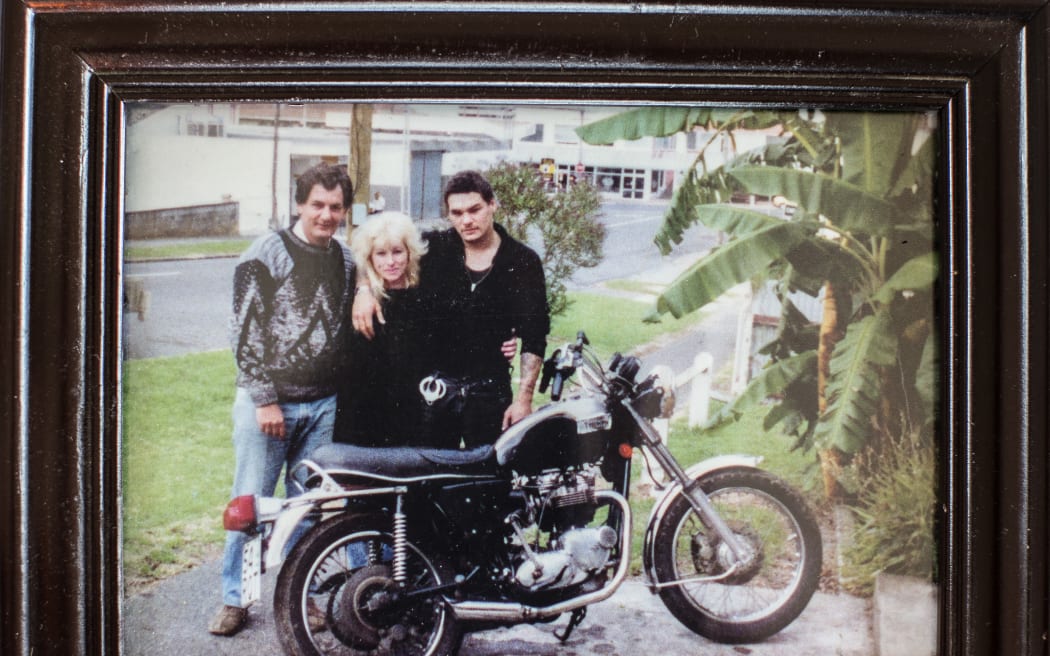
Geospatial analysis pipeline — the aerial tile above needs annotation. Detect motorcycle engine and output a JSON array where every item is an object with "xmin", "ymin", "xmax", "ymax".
[
  {"xmin": 509, "ymin": 469, "xmax": 618, "ymax": 593},
  {"xmin": 513, "ymin": 525, "xmax": 617, "ymax": 592}
]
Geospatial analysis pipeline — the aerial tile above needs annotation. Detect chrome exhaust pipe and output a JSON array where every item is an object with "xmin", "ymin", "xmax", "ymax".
[{"xmin": 449, "ymin": 490, "xmax": 632, "ymax": 622}]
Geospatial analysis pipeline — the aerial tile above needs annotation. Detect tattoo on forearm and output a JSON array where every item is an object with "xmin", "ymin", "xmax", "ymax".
[{"xmin": 518, "ymin": 353, "xmax": 542, "ymax": 399}]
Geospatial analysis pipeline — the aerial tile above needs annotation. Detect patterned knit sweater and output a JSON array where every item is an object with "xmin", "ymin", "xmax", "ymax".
[{"xmin": 229, "ymin": 229, "xmax": 355, "ymax": 407}]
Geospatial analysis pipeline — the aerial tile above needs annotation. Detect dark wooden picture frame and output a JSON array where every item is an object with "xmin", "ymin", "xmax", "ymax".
[{"xmin": 1, "ymin": 2, "xmax": 1047, "ymax": 655}]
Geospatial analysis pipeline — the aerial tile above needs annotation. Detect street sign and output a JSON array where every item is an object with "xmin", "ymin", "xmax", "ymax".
[{"xmin": 540, "ymin": 157, "xmax": 556, "ymax": 180}]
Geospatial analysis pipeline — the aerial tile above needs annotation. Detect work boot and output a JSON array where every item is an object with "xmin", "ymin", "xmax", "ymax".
[{"xmin": 208, "ymin": 605, "xmax": 247, "ymax": 636}]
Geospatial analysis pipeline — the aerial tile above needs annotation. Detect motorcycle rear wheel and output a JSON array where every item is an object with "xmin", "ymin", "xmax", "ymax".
[
  {"xmin": 273, "ymin": 513, "xmax": 462, "ymax": 656},
  {"xmin": 650, "ymin": 468, "xmax": 822, "ymax": 644}
]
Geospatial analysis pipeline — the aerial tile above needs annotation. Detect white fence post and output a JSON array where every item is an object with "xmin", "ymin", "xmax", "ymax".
[{"xmin": 688, "ymin": 352, "xmax": 713, "ymax": 428}]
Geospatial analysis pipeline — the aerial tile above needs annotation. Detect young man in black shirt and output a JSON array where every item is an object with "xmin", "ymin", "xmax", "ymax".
[{"xmin": 353, "ymin": 170, "xmax": 549, "ymax": 448}]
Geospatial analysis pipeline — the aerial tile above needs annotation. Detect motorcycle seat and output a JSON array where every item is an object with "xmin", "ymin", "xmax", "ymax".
[{"xmin": 307, "ymin": 443, "xmax": 500, "ymax": 482}]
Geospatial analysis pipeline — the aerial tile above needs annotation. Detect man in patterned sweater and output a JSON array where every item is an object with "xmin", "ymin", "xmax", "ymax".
[{"xmin": 209, "ymin": 163, "xmax": 355, "ymax": 637}]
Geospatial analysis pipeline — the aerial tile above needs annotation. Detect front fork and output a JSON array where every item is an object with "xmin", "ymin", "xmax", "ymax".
[{"xmin": 624, "ymin": 403, "xmax": 753, "ymax": 563}]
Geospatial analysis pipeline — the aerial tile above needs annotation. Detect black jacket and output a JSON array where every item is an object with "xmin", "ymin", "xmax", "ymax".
[
  {"xmin": 335, "ymin": 287, "xmax": 429, "ymax": 446},
  {"xmin": 419, "ymin": 223, "xmax": 549, "ymax": 381}
]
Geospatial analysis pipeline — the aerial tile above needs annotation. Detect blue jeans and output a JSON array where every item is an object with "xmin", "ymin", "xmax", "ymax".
[{"xmin": 220, "ymin": 389, "xmax": 336, "ymax": 607}]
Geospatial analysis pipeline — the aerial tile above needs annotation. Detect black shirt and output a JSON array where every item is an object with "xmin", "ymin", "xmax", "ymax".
[{"xmin": 419, "ymin": 223, "xmax": 549, "ymax": 381}]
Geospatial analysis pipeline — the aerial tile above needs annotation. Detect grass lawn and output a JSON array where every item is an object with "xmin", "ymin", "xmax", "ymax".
[
  {"xmin": 600, "ymin": 278, "xmax": 667, "ymax": 297},
  {"xmin": 549, "ymin": 291, "xmax": 709, "ymax": 359},
  {"xmin": 122, "ymin": 350, "xmax": 238, "ymax": 587},
  {"xmin": 122, "ymin": 290, "xmax": 813, "ymax": 590},
  {"xmin": 125, "ymin": 238, "xmax": 252, "ymax": 262}
]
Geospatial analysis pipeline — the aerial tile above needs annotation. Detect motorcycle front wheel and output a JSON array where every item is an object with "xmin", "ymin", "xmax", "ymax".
[
  {"xmin": 650, "ymin": 468, "xmax": 822, "ymax": 644},
  {"xmin": 273, "ymin": 513, "xmax": 462, "ymax": 656}
]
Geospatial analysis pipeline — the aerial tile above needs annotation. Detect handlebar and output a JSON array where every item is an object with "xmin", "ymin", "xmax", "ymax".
[
  {"xmin": 551, "ymin": 371, "xmax": 565, "ymax": 400},
  {"xmin": 538, "ymin": 349, "xmax": 559, "ymax": 394},
  {"xmin": 541, "ymin": 331, "xmax": 609, "ymax": 401},
  {"xmin": 541, "ymin": 328, "xmax": 665, "ymax": 419}
]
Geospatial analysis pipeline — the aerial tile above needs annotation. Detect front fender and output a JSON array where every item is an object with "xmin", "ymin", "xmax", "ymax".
[{"xmin": 641, "ymin": 455, "xmax": 763, "ymax": 589}]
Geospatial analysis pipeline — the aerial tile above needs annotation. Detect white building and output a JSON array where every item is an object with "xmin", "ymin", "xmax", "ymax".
[{"xmin": 124, "ymin": 102, "xmax": 774, "ymax": 237}]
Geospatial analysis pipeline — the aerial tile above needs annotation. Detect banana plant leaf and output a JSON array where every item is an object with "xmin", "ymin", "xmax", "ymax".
[
  {"xmin": 873, "ymin": 252, "xmax": 939, "ymax": 304},
  {"xmin": 815, "ymin": 306, "xmax": 898, "ymax": 453},
  {"xmin": 762, "ymin": 293, "xmax": 821, "ymax": 357},
  {"xmin": 887, "ymin": 134, "xmax": 937, "ymax": 229},
  {"xmin": 576, "ymin": 106, "xmax": 786, "ymax": 145},
  {"xmin": 823, "ymin": 112, "xmax": 922, "ymax": 194},
  {"xmin": 654, "ymin": 168, "xmax": 740, "ymax": 254},
  {"xmin": 728, "ymin": 166, "xmax": 909, "ymax": 237},
  {"xmin": 705, "ymin": 351, "xmax": 818, "ymax": 428},
  {"xmin": 692, "ymin": 203, "xmax": 801, "ymax": 236},
  {"xmin": 915, "ymin": 328, "xmax": 939, "ymax": 427},
  {"xmin": 655, "ymin": 220, "xmax": 813, "ymax": 318},
  {"xmin": 780, "ymin": 114, "xmax": 833, "ymax": 167},
  {"xmin": 764, "ymin": 372, "xmax": 822, "ymax": 451},
  {"xmin": 783, "ymin": 235, "xmax": 868, "ymax": 296},
  {"xmin": 653, "ymin": 134, "xmax": 828, "ymax": 255}
]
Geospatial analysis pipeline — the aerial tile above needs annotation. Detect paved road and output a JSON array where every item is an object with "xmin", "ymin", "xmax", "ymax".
[
  {"xmin": 569, "ymin": 200, "xmax": 720, "ymax": 288},
  {"xmin": 125, "ymin": 257, "xmax": 234, "ymax": 358},
  {"xmin": 122, "ymin": 200, "xmax": 720, "ymax": 360}
]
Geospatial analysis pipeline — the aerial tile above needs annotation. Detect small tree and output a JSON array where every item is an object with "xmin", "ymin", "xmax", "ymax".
[{"xmin": 485, "ymin": 162, "xmax": 605, "ymax": 316}]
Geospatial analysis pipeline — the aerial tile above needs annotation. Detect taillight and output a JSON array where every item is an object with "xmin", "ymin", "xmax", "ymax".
[{"xmin": 223, "ymin": 495, "xmax": 257, "ymax": 531}]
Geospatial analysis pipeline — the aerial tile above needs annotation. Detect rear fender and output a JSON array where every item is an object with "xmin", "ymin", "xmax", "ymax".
[
  {"xmin": 264, "ymin": 501, "xmax": 316, "ymax": 570},
  {"xmin": 641, "ymin": 455, "xmax": 763, "ymax": 588},
  {"xmin": 261, "ymin": 485, "xmax": 388, "ymax": 570}
]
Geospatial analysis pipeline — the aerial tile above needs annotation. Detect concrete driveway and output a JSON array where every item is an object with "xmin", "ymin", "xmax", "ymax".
[{"xmin": 123, "ymin": 557, "xmax": 873, "ymax": 656}]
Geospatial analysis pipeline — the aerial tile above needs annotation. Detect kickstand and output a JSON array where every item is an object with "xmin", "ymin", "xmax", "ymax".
[{"xmin": 554, "ymin": 607, "xmax": 587, "ymax": 643}]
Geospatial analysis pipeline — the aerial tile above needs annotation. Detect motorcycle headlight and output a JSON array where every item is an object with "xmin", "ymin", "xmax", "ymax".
[{"xmin": 648, "ymin": 365, "xmax": 677, "ymax": 419}]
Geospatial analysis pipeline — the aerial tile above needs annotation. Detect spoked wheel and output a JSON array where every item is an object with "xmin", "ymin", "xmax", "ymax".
[
  {"xmin": 650, "ymin": 468, "xmax": 822, "ymax": 644},
  {"xmin": 273, "ymin": 514, "xmax": 461, "ymax": 656}
]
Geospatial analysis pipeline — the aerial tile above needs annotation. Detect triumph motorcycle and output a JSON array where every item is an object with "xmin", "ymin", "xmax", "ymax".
[{"xmin": 223, "ymin": 331, "xmax": 822, "ymax": 655}]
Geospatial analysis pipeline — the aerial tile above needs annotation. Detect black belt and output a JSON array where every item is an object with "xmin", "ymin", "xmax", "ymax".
[{"xmin": 418, "ymin": 374, "xmax": 501, "ymax": 405}]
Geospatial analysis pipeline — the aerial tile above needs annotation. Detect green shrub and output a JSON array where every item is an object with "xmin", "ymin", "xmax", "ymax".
[
  {"xmin": 485, "ymin": 161, "xmax": 605, "ymax": 316},
  {"xmin": 841, "ymin": 435, "xmax": 936, "ymax": 594}
]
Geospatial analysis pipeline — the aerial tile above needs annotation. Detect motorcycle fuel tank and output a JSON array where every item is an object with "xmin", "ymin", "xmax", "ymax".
[{"xmin": 494, "ymin": 396, "xmax": 613, "ymax": 475}]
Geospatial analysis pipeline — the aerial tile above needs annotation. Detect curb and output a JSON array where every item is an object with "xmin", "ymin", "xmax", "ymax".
[
  {"xmin": 125, "ymin": 253, "xmax": 241, "ymax": 264},
  {"xmin": 835, "ymin": 505, "xmax": 937, "ymax": 656},
  {"xmin": 872, "ymin": 573, "xmax": 938, "ymax": 656}
]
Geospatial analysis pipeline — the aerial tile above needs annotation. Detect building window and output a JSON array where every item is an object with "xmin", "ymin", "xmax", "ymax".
[
  {"xmin": 520, "ymin": 124, "xmax": 544, "ymax": 142},
  {"xmin": 654, "ymin": 135, "xmax": 676, "ymax": 151},
  {"xmin": 185, "ymin": 117, "xmax": 224, "ymax": 137},
  {"xmin": 595, "ymin": 167, "xmax": 621, "ymax": 193}
]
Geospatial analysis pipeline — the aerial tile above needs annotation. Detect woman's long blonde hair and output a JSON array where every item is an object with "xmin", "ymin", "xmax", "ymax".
[{"xmin": 349, "ymin": 212, "xmax": 428, "ymax": 301}]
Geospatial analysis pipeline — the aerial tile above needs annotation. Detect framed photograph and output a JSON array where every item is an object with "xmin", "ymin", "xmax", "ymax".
[{"xmin": 2, "ymin": 2, "xmax": 1047, "ymax": 656}]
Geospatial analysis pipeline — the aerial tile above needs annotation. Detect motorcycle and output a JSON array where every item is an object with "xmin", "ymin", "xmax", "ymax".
[{"xmin": 223, "ymin": 331, "xmax": 822, "ymax": 655}]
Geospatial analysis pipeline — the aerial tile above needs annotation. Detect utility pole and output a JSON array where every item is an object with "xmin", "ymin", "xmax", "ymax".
[
  {"xmin": 347, "ymin": 104, "xmax": 374, "ymax": 232},
  {"xmin": 269, "ymin": 103, "xmax": 281, "ymax": 230}
]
